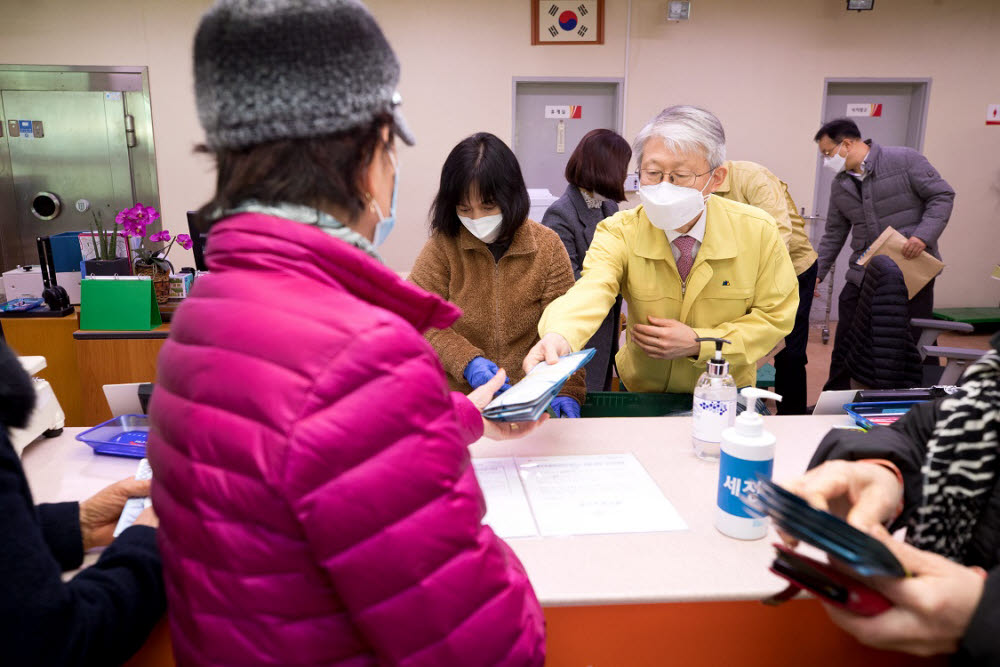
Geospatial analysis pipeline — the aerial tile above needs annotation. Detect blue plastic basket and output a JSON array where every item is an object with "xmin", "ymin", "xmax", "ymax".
[
  {"xmin": 76, "ymin": 414, "xmax": 149, "ymax": 458},
  {"xmin": 843, "ymin": 400, "xmax": 923, "ymax": 430}
]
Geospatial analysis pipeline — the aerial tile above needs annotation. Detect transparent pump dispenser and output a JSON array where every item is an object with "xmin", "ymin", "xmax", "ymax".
[{"xmin": 691, "ymin": 337, "xmax": 737, "ymax": 460}]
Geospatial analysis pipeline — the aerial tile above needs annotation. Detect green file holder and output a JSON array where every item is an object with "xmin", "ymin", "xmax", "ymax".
[{"xmin": 80, "ymin": 278, "xmax": 162, "ymax": 331}]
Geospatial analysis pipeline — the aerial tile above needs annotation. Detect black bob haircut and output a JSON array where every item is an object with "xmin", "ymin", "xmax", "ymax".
[
  {"xmin": 565, "ymin": 129, "xmax": 632, "ymax": 202},
  {"xmin": 814, "ymin": 118, "xmax": 862, "ymax": 143},
  {"xmin": 429, "ymin": 132, "xmax": 529, "ymax": 242}
]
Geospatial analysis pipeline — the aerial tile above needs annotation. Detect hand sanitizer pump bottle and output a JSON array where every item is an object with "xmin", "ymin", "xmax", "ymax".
[
  {"xmin": 715, "ymin": 387, "xmax": 782, "ymax": 540},
  {"xmin": 691, "ymin": 337, "xmax": 736, "ymax": 460}
]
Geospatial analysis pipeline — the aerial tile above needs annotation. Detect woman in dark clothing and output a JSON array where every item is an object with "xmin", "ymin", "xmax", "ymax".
[
  {"xmin": 541, "ymin": 128, "xmax": 631, "ymax": 392},
  {"xmin": 0, "ymin": 340, "xmax": 164, "ymax": 666},
  {"xmin": 785, "ymin": 331, "xmax": 1000, "ymax": 664}
]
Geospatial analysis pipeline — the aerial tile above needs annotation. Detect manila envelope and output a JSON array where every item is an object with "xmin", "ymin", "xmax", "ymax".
[{"xmin": 856, "ymin": 226, "xmax": 944, "ymax": 299}]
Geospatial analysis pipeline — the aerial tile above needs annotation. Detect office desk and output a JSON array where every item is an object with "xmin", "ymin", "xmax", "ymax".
[
  {"xmin": 0, "ymin": 311, "xmax": 84, "ymax": 425},
  {"xmin": 73, "ymin": 324, "xmax": 170, "ymax": 425},
  {"xmin": 22, "ymin": 418, "xmax": 943, "ymax": 667},
  {"xmin": 0, "ymin": 311, "xmax": 169, "ymax": 426}
]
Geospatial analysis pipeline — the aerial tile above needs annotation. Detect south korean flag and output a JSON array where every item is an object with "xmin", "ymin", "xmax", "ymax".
[{"xmin": 540, "ymin": 2, "xmax": 599, "ymax": 42}]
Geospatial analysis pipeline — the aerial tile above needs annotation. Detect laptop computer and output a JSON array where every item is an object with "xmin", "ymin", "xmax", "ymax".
[
  {"xmin": 103, "ymin": 383, "xmax": 147, "ymax": 417},
  {"xmin": 812, "ymin": 389, "xmax": 859, "ymax": 415}
]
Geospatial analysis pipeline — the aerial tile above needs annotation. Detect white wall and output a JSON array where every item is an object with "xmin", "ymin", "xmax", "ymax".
[{"xmin": 2, "ymin": 0, "xmax": 997, "ymax": 307}]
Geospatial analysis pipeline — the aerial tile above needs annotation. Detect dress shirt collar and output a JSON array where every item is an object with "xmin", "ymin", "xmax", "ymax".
[{"xmin": 665, "ymin": 207, "xmax": 707, "ymax": 245}]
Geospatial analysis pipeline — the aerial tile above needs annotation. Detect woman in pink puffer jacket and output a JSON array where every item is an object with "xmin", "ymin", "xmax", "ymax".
[{"xmin": 147, "ymin": 1, "xmax": 546, "ymax": 664}]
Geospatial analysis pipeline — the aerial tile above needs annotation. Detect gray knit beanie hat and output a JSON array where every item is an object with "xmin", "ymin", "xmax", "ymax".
[{"xmin": 194, "ymin": 0, "xmax": 414, "ymax": 150}]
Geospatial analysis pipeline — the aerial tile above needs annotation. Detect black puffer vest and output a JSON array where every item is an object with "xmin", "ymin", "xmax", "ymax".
[{"xmin": 844, "ymin": 254, "xmax": 923, "ymax": 388}]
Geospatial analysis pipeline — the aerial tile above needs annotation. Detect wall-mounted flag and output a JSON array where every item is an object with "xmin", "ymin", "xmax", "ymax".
[{"xmin": 533, "ymin": 1, "xmax": 604, "ymax": 45}]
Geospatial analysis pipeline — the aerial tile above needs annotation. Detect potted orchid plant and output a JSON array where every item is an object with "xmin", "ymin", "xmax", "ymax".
[
  {"xmin": 115, "ymin": 203, "xmax": 193, "ymax": 303},
  {"xmin": 82, "ymin": 206, "xmax": 131, "ymax": 277}
]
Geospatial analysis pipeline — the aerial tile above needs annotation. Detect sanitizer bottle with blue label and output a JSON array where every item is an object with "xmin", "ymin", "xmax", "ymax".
[
  {"xmin": 715, "ymin": 387, "xmax": 782, "ymax": 540},
  {"xmin": 692, "ymin": 337, "xmax": 736, "ymax": 460}
]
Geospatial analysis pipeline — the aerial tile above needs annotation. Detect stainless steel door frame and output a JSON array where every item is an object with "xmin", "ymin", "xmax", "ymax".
[
  {"xmin": 0, "ymin": 65, "xmax": 159, "ymax": 272},
  {"xmin": 2, "ymin": 90, "xmax": 135, "ymax": 264}
]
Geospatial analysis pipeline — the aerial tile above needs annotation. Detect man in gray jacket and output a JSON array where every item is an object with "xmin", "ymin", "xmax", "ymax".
[{"xmin": 814, "ymin": 118, "xmax": 955, "ymax": 390}]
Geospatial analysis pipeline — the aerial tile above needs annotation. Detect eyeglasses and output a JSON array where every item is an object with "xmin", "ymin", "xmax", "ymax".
[
  {"xmin": 820, "ymin": 141, "xmax": 845, "ymax": 158},
  {"xmin": 637, "ymin": 168, "xmax": 714, "ymax": 187}
]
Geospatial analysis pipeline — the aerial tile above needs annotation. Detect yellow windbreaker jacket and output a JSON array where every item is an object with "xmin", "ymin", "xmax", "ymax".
[
  {"xmin": 539, "ymin": 196, "xmax": 799, "ymax": 392},
  {"xmin": 715, "ymin": 160, "xmax": 818, "ymax": 276}
]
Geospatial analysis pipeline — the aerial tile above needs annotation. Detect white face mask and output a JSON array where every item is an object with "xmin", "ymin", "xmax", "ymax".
[
  {"xmin": 823, "ymin": 142, "xmax": 847, "ymax": 174},
  {"xmin": 457, "ymin": 213, "xmax": 504, "ymax": 243},
  {"xmin": 639, "ymin": 176, "xmax": 713, "ymax": 232},
  {"xmin": 370, "ymin": 152, "xmax": 398, "ymax": 247}
]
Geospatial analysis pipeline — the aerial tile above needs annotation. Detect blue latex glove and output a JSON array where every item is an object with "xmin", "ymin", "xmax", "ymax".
[
  {"xmin": 550, "ymin": 396, "xmax": 581, "ymax": 418},
  {"xmin": 463, "ymin": 356, "xmax": 511, "ymax": 393}
]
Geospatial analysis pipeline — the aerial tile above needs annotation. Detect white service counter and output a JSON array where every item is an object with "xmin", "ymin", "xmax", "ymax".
[{"xmin": 21, "ymin": 416, "xmax": 940, "ymax": 667}]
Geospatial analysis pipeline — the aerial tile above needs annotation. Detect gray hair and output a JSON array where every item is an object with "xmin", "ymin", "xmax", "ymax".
[{"xmin": 632, "ymin": 105, "xmax": 727, "ymax": 169}]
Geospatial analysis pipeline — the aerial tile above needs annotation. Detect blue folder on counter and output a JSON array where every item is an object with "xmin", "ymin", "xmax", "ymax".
[{"xmin": 482, "ymin": 349, "xmax": 594, "ymax": 422}]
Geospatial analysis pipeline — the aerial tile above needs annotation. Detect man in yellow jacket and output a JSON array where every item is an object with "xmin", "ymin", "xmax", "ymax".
[
  {"xmin": 714, "ymin": 161, "xmax": 818, "ymax": 414},
  {"xmin": 524, "ymin": 106, "xmax": 798, "ymax": 394}
]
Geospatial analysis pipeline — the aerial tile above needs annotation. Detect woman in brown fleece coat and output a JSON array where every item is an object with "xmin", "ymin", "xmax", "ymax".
[{"xmin": 409, "ymin": 133, "xmax": 586, "ymax": 416}]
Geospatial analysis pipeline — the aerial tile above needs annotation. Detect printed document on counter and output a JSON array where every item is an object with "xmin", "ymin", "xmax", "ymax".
[
  {"xmin": 473, "ymin": 453, "xmax": 687, "ymax": 538},
  {"xmin": 473, "ymin": 458, "xmax": 538, "ymax": 538}
]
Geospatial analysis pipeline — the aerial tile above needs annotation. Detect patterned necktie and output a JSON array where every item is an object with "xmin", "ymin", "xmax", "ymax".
[{"xmin": 673, "ymin": 235, "xmax": 696, "ymax": 282}]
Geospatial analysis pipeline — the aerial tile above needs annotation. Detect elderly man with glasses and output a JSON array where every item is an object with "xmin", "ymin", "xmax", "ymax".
[{"xmin": 524, "ymin": 105, "xmax": 798, "ymax": 396}]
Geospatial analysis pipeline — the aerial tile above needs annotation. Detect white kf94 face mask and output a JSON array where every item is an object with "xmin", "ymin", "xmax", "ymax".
[
  {"xmin": 823, "ymin": 141, "xmax": 847, "ymax": 174},
  {"xmin": 639, "ymin": 179, "xmax": 712, "ymax": 232},
  {"xmin": 823, "ymin": 150, "xmax": 847, "ymax": 174},
  {"xmin": 457, "ymin": 213, "xmax": 504, "ymax": 243}
]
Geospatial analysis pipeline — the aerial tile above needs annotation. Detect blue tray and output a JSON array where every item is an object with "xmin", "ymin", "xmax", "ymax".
[
  {"xmin": 843, "ymin": 400, "xmax": 923, "ymax": 430},
  {"xmin": 76, "ymin": 414, "xmax": 149, "ymax": 458}
]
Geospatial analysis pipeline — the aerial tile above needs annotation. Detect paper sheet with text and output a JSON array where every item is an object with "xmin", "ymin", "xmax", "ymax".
[
  {"xmin": 474, "ymin": 458, "xmax": 538, "ymax": 538},
  {"xmin": 473, "ymin": 453, "xmax": 687, "ymax": 538}
]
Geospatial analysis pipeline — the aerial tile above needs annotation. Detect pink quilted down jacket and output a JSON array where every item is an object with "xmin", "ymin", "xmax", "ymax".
[{"xmin": 147, "ymin": 213, "xmax": 545, "ymax": 666}]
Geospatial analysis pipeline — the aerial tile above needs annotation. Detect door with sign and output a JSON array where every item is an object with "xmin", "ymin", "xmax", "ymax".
[
  {"xmin": 810, "ymin": 79, "xmax": 930, "ymax": 324},
  {"xmin": 513, "ymin": 79, "xmax": 621, "ymax": 209}
]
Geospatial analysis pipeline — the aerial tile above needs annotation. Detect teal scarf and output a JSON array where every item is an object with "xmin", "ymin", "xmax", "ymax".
[{"xmin": 216, "ymin": 200, "xmax": 381, "ymax": 262}]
